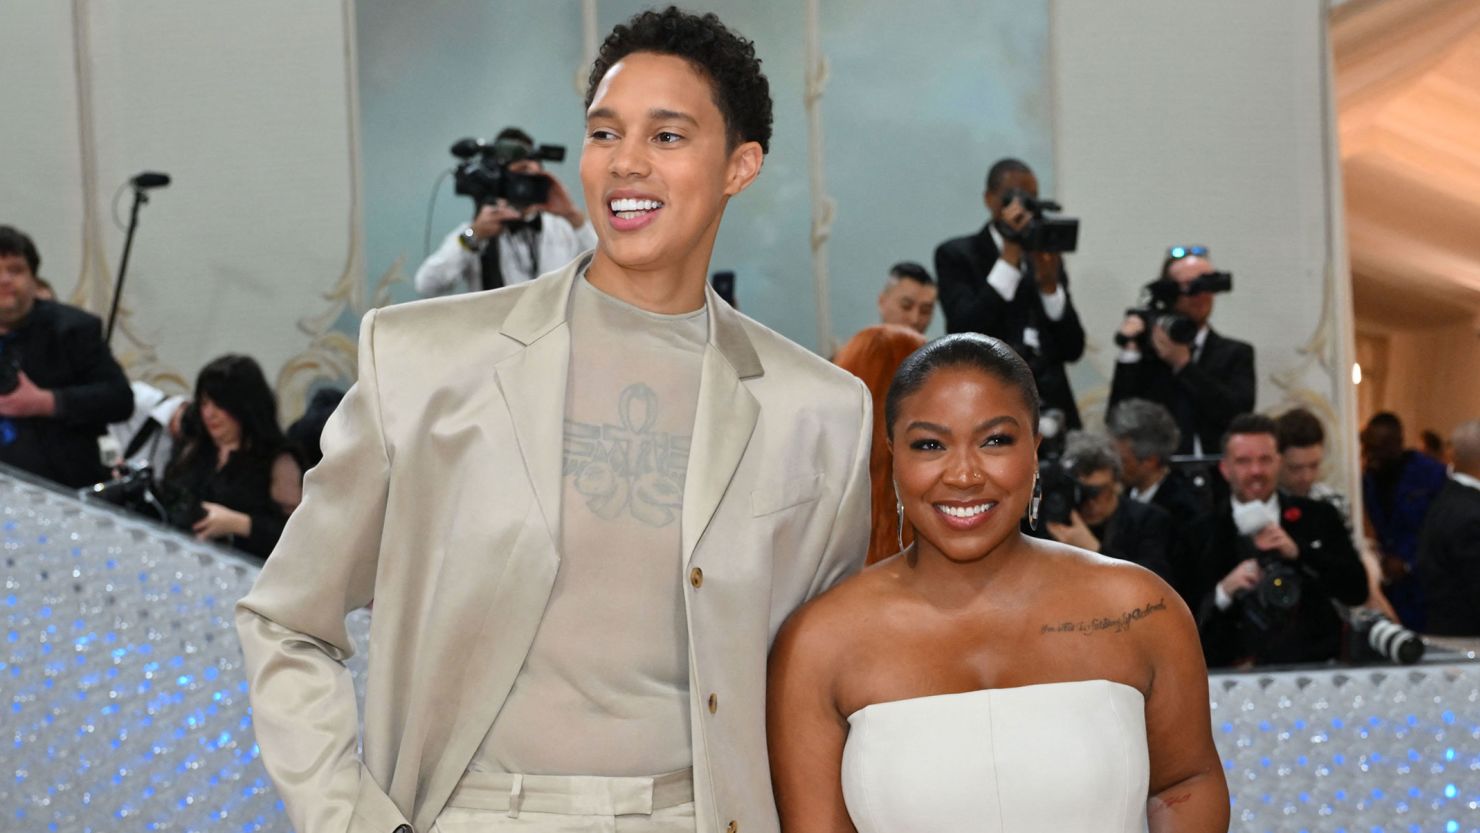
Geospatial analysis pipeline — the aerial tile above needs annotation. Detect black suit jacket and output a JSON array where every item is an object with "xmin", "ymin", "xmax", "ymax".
[
  {"xmin": 1417, "ymin": 479, "xmax": 1480, "ymax": 636},
  {"xmin": 1145, "ymin": 468, "xmax": 1214, "ymax": 606},
  {"xmin": 0, "ymin": 300, "xmax": 134, "ymax": 488},
  {"xmin": 1188, "ymin": 493, "xmax": 1368, "ymax": 667},
  {"xmin": 1095, "ymin": 497, "xmax": 1176, "ymax": 588},
  {"xmin": 1108, "ymin": 328, "xmax": 1255, "ymax": 454},
  {"xmin": 935, "ymin": 223, "xmax": 1086, "ymax": 428}
]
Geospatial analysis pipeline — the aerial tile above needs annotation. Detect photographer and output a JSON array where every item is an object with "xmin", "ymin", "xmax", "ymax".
[
  {"xmin": 0, "ymin": 225, "xmax": 133, "ymax": 488},
  {"xmin": 1041, "ymin": 430, "xmax": 1177, "ymax": 588},
  {"xmin": 1109, "ymin": 247, "xmax": 1254, "ymax": 455},
  {"xmin": 1190, "ymin": 414, "xmax": 1367, "ymax": 668},
  {"xmin": 414, "ymin": 127, "xmax": 596, "ymax": 296},
  {"xmin": 935, "ymin": 158, "xmax": 1086, "ymax": 429}
]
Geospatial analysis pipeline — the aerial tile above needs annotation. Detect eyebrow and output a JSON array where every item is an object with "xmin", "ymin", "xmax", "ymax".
[
  {"xmin": 586, "ymin": 107, "xmax": 699, "ymax": 126},
  {"xmin": 905, "ymin": 415, "xmax": 1020, "ymax": 434}
]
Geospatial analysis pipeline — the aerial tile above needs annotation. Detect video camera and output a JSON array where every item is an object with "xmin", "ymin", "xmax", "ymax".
[
  {"xmin": 995, "ymin": 188, "xmax": 1079, "ymax": 254},
  {"xmin": 450, "ymin": 136, "xmax": 566, "ymax": 211},
  {"xmin": 1035, "ymin": 452, "xmax": 1108, "ymax": 527},
  {"xmin": 79, "ymin": 462, "xmax": 168, "ymax": 523},
  {"xmin": 1114, "ymin": 271, "xmax": 1233, "ymax": 349}
]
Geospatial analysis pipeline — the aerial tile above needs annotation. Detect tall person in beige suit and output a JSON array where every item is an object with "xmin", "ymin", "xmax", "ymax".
[{"xmin": 235, "ymin": 8, "xmax": 870, "ymax": 833}]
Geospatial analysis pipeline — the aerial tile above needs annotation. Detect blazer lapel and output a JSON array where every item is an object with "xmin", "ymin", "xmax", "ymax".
[{"xmin": 682, "ymin": 286, "xmax": 763, "ymax": 564}]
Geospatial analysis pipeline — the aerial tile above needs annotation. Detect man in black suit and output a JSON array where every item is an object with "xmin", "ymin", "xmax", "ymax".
[
  {"xmin": 0, "ymin": 226, "xmax": 133, "ymax": 488},
  {"xmin": 1043, "ymin": 430, "xmax": 1176, "ymax": 588},
  {"xmin": 1109, "ymin": 249, "xmax": 1255, "ymax": 455},
  {"xmin": 1190, "ymin": 414, "xmax": 1368, "ymax": 668},
  {"xmin": 1417, "ymin": 419, "xmax": 1480, "ymax": 636},
  {"xmin": 1106, "ymin": 398, "xmax": 1212, "ymax": 603},
  {"xmin": 935, "ymin": 158, "xmax": 1086, "ymax": 431}
]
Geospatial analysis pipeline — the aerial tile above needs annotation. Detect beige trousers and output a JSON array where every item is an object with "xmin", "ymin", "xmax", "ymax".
[{"xmin": 431, "ymin": 768, "xmax": 696, "ymax": 833}]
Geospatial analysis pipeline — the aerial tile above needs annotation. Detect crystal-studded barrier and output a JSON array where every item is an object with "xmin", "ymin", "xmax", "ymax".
[
  {"xmin": 1, "ymin": 469, "xmax": 370, "ymax": 832},
  {"xmin": 1, "ymin": 468, "xmax": 1478, "ymax": 832}
]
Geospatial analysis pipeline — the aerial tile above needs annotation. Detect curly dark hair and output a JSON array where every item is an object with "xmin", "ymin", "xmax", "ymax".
[{"xmin": 585, "ymin": 6, "xmax": 773, "ymax": 154}]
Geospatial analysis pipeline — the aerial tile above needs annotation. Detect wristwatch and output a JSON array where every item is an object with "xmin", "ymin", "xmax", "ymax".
[{"xmin": 458, "ymin": 227, "xmax": 481, "ymax": 252}]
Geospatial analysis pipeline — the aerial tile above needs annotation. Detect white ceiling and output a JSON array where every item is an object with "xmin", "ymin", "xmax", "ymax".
[{"xmin": 1334, "ymin": 0, "xmax": 1480, "ymax": 329}]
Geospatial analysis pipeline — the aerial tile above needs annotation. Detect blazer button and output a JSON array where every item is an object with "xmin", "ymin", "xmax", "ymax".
[
  {"xmin": 726, "ymin": 821, "xmax": 738, "ymax": 833},
  {"xmin": 689, "ymin": 567, "xmax": 704, "ymax": 589},
  {"xmin": 393, "ymin": 825, "xmax": 412, "ymax": 833},
  {"xmin": 708, "ymin": 692, "xmax": 718, "ymax": 713}
]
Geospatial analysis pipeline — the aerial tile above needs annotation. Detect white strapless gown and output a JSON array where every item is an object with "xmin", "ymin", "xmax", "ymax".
[{"xmin": 842, "ymin": 680, "xmax": 1149, "ymax": 833}]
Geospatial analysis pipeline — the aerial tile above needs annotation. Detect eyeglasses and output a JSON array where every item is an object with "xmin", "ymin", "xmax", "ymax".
[{"xmin": 1167, "ymin": 245, "xmax": 1209, "ymax": 260}]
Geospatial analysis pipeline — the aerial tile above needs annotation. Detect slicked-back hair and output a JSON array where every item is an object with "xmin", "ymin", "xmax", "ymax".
[
  {"xmin": 888, "ymin": 261, "xmax": 933, "ymax": 286},
  {"xmin": 1106, "ymin": 399, "xmax": 1180, "ymax": 464},
  {"xmin": 585, "ymin": 6, "xmax": 773, "ymax": 154},
  {"xmin": 984, "ymin": 158, "xmax": 1032, "ymax": 195},
  {"xmin": 1275, "ymin": 407, "xmax": 1326, "ymax": 452},
  {"xmin": 884, "ymin": 333, "xmax": 1040, "ymax": 440},
  {"xmin": 0, "ymin": 225, "xmax": 41, "ymax": 275},
  {"xmin": 1222, "ymin": 412, "xmax": 1279, "ymax": 454}
]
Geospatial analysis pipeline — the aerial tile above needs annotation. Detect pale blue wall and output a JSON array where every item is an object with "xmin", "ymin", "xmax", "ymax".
[{"xmin": 357, "ymin": 0, "xmax": 1051, "ymax": 351}]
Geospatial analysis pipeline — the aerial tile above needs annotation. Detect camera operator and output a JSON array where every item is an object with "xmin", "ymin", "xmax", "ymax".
[
  {"xmin": 0, "ymin": 225, "xmax": 133, "ymax": 488},
  {"xmin": 1190, "ymin": 414, "xmax": 1367, "ymax": 668},
  {"xmin": 1041, "ymin": 430, "xmax": 1177, "ymax": 588},
  {"xmin": 414, "ymin": 127, "xmax": 596, "ymax": 297},
  {"xmin": 1109, "ymin": 247, "xmax": 1254, "ymax": 455},
  {"xmin": 935, "ymin": 158, "xmax": 1086, "ymax": 429}
]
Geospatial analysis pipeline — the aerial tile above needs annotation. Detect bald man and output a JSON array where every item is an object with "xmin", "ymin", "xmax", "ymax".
[{"xmin": 1416, "ymin": 419, "xmax": 1480, "ymax": 636}]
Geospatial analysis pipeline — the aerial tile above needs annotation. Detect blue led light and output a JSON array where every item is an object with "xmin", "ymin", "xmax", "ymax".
[
  {"xmin": 1446, "ymin": 822, "xmax": 1458, "ymax": 833},
  {"xmin": 1444, "ymin": 784, "xmax": 1457, "ymax": 799}
]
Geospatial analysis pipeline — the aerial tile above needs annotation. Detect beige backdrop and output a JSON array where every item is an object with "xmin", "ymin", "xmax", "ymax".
[{"xmin": 0, "ymin": 0, "xmax": 370, "ymax": 425}]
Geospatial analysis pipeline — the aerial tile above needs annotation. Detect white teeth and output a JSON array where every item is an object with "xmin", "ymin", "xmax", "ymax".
[
  {"xmin": 609, "ymin": 198, "xmax": 663, "ymax": 212},
  {"xmin": 937, "ymin": 502, "xmax": 995, "ymax": 519}
]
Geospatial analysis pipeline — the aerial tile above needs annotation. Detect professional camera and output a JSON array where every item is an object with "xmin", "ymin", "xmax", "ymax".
[
  {"xmin": 1237, "ymin": 554, "xmax": 1302, "ymax": 633},
  {"xmin": 1343, "ymin": 608, "xmax": 1425, "ymax": 665},
  {"xmin": 995, "ymin": 188, "xmax": 1079, "ymax": 253},
  {"xmin": 1114, "ymin": 271, "xmax": 1233, "ymax": 349},
  {"xmin": 450, "ymin": 135, "xmax": 566, "ymax": 210},
  {"xmin": 1034, "ymin": 453, "xmax": 1106, "ymax": 527},
  {"xmin": 79, "ymin": 462, "xmax": 167, "ymax": 523}
]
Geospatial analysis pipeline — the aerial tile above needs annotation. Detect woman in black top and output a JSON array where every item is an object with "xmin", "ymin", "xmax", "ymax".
[{"xmin": 161, "ymin": 355, "xmax": 301, "ymax": 558}]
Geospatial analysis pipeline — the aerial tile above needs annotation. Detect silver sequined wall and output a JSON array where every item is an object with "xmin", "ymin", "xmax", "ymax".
[{"xmin": 1, "ymin": 471, "xmax": 1477, "ymax": 832}]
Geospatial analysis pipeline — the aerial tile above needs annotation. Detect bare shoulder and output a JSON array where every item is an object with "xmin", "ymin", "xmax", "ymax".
[
  {"xmin": 1028, "ymin": 538, "xmax": 1191, "ymax": 635},
  {"xmin": 773, "ymin": 559, "xmax": 903, "ymax": 669}
]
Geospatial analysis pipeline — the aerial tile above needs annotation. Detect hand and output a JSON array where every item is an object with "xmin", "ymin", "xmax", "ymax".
[
  {"xmin": 1031, "ymin": 251, "xmax": 1061, "ymax": 294},
  {"xmin": 0, "ymin": 372, "xmax": 57, "ymax": 418},
  {"xmin": 1046, "ymin": 510, "xmax": 1100, "ymax": 552},
  {"xmin": 1253, "ymin": 524, "xmax": 1299, "ymax": 560},
  {"xmin": 1150, "ymin": 324, "xmax": 1192, "ymax": 371},
  {"xmin": 470, "ymin": 201, "xmax": 523, "ymax": 240},
  {"xmin": 529, "ymin": 169, "xmax": 585, "ymax": 229},
  {"xmin": 1117, "ymin": 314, "xmax": 1145, "ymax": 350},
  {"xmin": 1219, "ymin": 558, "xmax": 1263, "ymax": 598},
  {"xmin": 997, "ymin": 197, "xmax": 1032, "ymax": 268},
  {"xmin": 1379, "ymin": 553, "xmax": 1409, "ymax": 583},
  {"xmin": 192, "ymin": 501, "xmax": 249, "ymax": 541}
]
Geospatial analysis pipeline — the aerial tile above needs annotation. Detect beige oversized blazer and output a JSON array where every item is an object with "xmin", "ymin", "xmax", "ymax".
[{"xmin": 235, "ymin": 255, "xmax": 871, "ymax": 833}]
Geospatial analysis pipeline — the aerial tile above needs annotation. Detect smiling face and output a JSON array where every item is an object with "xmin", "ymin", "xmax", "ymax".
[
  {"xmin": 890, "ymin": 365, "xmax": 1038, "ymax": 565},
  {"xmin": 581, "ymin": 51, "xmax": 762, "ymax": 306},
  {"xmin": 1220, "ymin": 431, "xmax": 1280, "ymax": 504}
]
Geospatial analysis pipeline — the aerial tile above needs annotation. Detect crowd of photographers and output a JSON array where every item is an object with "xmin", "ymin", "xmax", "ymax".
[
  {"xmin": 842, "ymin": 154, "xmax": 1479, "ymax": 668},
  {"xmin": 4, "ymin": 131, "xmax": 1475, "ymax": 663}
]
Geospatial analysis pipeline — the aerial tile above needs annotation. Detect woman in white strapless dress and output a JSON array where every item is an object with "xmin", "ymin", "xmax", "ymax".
[{"xmin": 768, "ymin": 334, "xmax": 1228, "ymax": 832}]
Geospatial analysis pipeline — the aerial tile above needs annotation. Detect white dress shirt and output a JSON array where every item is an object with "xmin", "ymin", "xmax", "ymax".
[{"xmin": 414, "ymin": 212, "xmax": 598, "ymax": 297}]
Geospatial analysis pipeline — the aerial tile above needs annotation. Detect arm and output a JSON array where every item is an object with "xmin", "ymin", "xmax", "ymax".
[
  {"xmin": 1176, "ymin": 340, "xmax": 1255, "ymax": 417},
  {"xmin": 1142, "ymin": 590, "xmax": 1230, "ymax": 832},
  {"xmin": 1129, "ymin": 506, "xmax": 1176, "ymax": 588},
  {"xmin": 1031, "ymin": 257, "xmax": 1086, "ymax": 364},
  {"xmin": 1108, "ymin": 349, "xmax": 1158, "ymax": 413},
  {"xmin": 934, "ymin": 241, "xmax": 1011, "ymax": 336},
  {"xmin": 767, "ymin": 607, "xmax": 857, "ymax": 833},
  {"xmin": 1296, "ymin": 506, "xmax": 1369, "ymax": 607},
  {"xmin": 413, "ymin": 225, "xmax": 478, "ymax": 297},
  {"xmin": 805, "ymin": 380, "xmax": 872, "ymax": 598},
  {"xmin": 238, "ymin": 452, "xmax": 304, "ymax": 557},
  {"xmin": 49, "ymin": 314, "xmax": 134, "ymax": 426},
  {"xmin": 234, "ymin": 309, "xmax": 407, "ymax": 833}
]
